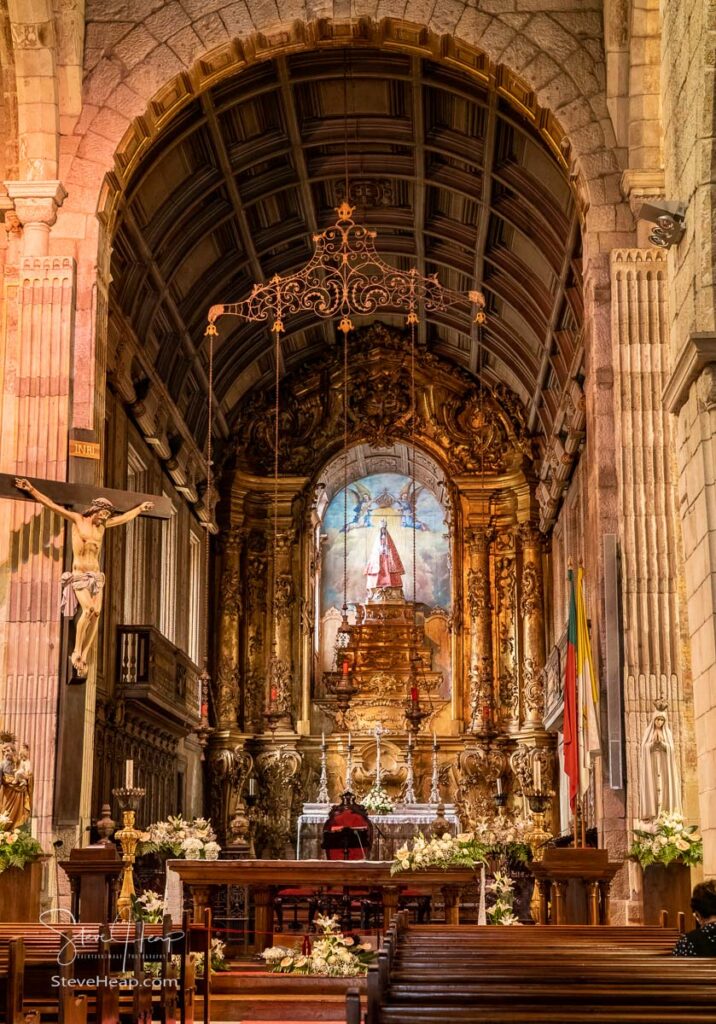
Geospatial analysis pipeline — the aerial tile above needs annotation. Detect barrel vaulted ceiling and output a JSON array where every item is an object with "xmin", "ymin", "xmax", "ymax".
[{"xmin": 109, "ymin": 46, "xmax": 583, "ymax": 453}]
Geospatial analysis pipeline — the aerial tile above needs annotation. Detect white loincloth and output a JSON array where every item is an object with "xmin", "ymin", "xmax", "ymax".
[{"xmin": 60, "ymin": 571, "xmax": 105, "ymax": 617}]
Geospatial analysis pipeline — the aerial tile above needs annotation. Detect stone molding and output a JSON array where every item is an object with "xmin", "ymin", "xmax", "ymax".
[{"xmin": 663, "ymin": 333, "xmax": 716, "ymax": 414}]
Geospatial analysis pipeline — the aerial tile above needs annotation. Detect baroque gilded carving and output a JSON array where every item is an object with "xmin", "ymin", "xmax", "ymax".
[
  {"xmin": 254, "ymin": 746, "xmax": 303, "ymax": 857},
  {"xmin": 522, "ymin": 657, "xmax": 545, "ymax": 719},
  {"xmin": 467, "ymin": 567, "xmax": 490, "ymax": 619},
  {"xmin": 520, "ymin": 561, "xmax": 543, "ymax": 618},
  {"xmin": 229, "ymin": 322, "xmax": 529, "ymax": 476},
  {"xmin": 273, "ymin": 574, "xmax": 294, "ymax": 622}
]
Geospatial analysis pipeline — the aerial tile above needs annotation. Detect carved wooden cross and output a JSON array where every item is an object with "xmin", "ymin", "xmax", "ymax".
[{"xmin": 0, "ymin": 472, "xmax": 172, "ymax": 519}]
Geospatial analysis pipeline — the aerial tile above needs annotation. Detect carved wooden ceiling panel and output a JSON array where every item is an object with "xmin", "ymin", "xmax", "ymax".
[{"xmin": 110, "ymin": 46, "xmax": 582, "ymax": 450}]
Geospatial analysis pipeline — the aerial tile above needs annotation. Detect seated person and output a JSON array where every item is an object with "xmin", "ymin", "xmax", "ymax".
[
  {"xmin": 673, "ymin": 880, "xmax": 716, "ymax": 956},
  {"xmin": 322, "ymin": 791, "xmax": 373, "ymax": 860}
]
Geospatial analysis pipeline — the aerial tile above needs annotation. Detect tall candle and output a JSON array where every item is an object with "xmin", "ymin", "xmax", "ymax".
[
  {"xmin": 433, "ymin": 730, "xmax": 437, "ymax": 748},
  {"xmin": 496, "ymin": 775, "xmax": 503, "ymax": 796},
  {"xmin": 408, "ymin": 731, "xmax": 413, "ymax": 749},
  {"xmin": 321, "ymin": 731, "xmax": 326, "ymax": 748},
  {"xmin": 410, "ymin": 685, "xmax": 419, "ymax": 703},
  {"xmin": 534, "ymin": 757, "xmax": 542, "ymax": 793},
  {"xmin": 347, "ymin": 731, "xmax": 352, "ymax": 748},
  {"xmin": 125, "ymin": 759, "xmax": 134, "ymax": 789}
]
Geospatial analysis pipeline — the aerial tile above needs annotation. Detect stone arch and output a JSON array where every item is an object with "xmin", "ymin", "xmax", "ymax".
[{"xmin": 61, "ymin": 6, "xmax": 626, "ymax": 245}]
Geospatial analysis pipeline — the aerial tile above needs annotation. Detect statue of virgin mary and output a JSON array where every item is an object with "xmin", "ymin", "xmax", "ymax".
[
  {"xmin": 364, "ymin": 519, "xmax": 405, "ymax": 597},
  {"xmin": 639, "ymin": 705, "xmax": 682, "ymax": 820}
]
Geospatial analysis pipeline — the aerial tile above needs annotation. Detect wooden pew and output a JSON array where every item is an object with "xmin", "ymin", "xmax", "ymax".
[
  {"xmin": 361, "ymin": 913, "xmax": 716, "ymax": 1024},
  {"xmin": 0, "ymin": 920, "xmax": 190, "ymax": 1024},
  {"xmin": 0, "ymin": 938, "xmax": 24, "ymax": 1024}
]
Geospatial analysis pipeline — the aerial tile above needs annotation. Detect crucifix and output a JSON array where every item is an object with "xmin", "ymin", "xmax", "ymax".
[{"xmin": 0, "ymin": 472, "xmax": 172, "ymax": 680}]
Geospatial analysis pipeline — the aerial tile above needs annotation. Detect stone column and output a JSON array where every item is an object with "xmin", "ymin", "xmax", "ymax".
[
  {"xmin": 612, "ymin": 249, "xmax": 692, "ymax": 839},
  {"xmin": 466, "ymin": 527, "xmax": 493, "ymax": 734},
  {"xmin": 519, "ymin": 523, "xmax": 546, "ymax": 727},
  {"xmin": 215, "ymin": 528, "xmax": 242, "ymax": 729},
  {"xmin": 0, "ymin": 181, "xmax": 68, "ymax": 855},
  {"xmin": 664, "ymin": 333, "xmax": 716, "ymax": 875},
  {"xmin": 494, "ymin": 528, "xmax": 519, "ymax": 734}
]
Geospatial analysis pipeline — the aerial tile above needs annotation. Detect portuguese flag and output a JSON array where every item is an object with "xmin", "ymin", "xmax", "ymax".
[
  {"xmin": 563, "ymin": 565, "xmax": 601, "ymax": 810},
  {"xmin": 563, "ymin": 567, "xmax": 579, "ymax": 809}
]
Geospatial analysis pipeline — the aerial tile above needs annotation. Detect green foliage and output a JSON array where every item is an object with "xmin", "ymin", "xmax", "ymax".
[{"xmin": 0, "ymin": 817, "xmax": 42, "ymax": 874}]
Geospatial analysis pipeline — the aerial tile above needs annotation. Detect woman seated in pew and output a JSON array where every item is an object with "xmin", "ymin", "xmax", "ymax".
[{"xmin": 673, "ymin": 880, "xmax": 716, "ymax": 956}]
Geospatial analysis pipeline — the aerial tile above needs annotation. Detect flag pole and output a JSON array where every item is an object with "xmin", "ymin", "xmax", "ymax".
[
  {"xmin": 578, "ymin": 557, "xmax": 587, "ymax": 850},
  {"xmin": 568, "ymin": 555, "xmax": 579, "ymax": 849}
]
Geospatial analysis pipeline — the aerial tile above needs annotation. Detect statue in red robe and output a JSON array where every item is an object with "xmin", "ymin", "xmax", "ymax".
[{"xmin": 364, "ymin": 519, "xmax": 405, "ymax": 594}]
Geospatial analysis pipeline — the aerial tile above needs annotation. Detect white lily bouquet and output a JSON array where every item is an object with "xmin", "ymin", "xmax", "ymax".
[
  {"xmin": 361, "ymin": 783, "xmax": 394, "ymax": 814},
  {"xmin": 261, "ymin": 914, "xmax": 375, "ymax": 977},
  {"xmin": 139, "ymin": 815, "xmax": 221, "ymax": 860},
  {"xmin": 391, "ymin": 831, "xmax": 487, "ymax": 875},
  {"xmin": 486, "ymin": 871, "xmax": 521, "ymax": 926},
  {"xmin": 629, "ymin": 811, "xmax": 703, "ymax": 868},
  {"xmin": 131, "ymin": 889, "xmax": 166, "ymax": 923}
]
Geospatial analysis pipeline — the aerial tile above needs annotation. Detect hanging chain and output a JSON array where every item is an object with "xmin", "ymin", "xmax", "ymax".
[
  {"xmin": 271, "ymin": 289, "xmax": 283, "ymax": 677},
  {"xmin": 202, "ymin": 329, "xmax": 214, "ymax": 674},
  {"xmin": 342, "ymin": 327, "xmax": 349, "ymax": 618}
]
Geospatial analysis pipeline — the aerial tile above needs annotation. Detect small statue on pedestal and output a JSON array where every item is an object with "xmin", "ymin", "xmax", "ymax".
[{"xmin": 0, "ymin": 734, "xmax": 32, "ymax": 830}]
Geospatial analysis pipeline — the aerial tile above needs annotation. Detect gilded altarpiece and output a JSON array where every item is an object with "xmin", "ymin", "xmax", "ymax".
[{"xmin": 208, "ymin": 324, "xmax": 554, "ymax": 851}]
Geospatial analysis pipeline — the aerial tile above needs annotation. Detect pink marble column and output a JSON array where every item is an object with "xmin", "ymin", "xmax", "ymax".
[{"xmin": 0, "ymin": 181, "xmax": 70, "ymax": 851}]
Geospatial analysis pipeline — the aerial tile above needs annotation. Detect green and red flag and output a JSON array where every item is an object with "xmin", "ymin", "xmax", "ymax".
[{"xmin": 563, "ymin": 566, "xmax": 579, "ymax": 808}]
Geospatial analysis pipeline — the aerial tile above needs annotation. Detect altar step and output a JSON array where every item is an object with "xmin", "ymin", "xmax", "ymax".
[{"xmin": 202, "ymin": 969, "xmax": 365, "ymax": 1021}]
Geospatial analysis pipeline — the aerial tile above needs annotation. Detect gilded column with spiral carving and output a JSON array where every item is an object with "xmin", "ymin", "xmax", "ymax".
[
  {"xmin": 267, "ymin": 528, "xmax": 296, "ymax": 729},
  {"xmin": 215, "ymin": 528, "xmax": 242, "ymax": 728},
  {"xmin": 494, "ymin": 529, "xmax": 519, "ymax": 733},
  {"xmin": 519, "ymin": 523, "xmax": 546, "ymax": 726},
  {"xmin": 467, "ymin": 528, "xmax": 494, "ymax": 734}
]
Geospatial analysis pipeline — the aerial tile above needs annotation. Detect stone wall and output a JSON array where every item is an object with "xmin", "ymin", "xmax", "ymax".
[{"xmin": 662, "ymin": 0, "xmax": 716, "ymax": 875}]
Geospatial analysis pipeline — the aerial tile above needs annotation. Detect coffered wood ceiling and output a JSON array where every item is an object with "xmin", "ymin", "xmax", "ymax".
[{"xmin": 109, "ymin": 46, "xmax": 582, "ymax": 451}]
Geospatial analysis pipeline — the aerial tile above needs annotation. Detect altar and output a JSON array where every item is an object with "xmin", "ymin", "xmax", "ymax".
[{"xmin": 296, "ymin": 802, "xmax": 460, "ymax": 860}]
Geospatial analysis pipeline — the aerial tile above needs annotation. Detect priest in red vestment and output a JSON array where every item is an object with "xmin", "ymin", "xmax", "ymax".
[{"xmin": 364, "ymin": 518, "xmax": 405, "ymax": 593}]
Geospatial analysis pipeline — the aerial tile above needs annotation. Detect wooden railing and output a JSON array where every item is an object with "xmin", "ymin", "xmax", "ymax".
[{"xmin": 116, "ymin": 624, "xmax": 201, "ymax": 726}]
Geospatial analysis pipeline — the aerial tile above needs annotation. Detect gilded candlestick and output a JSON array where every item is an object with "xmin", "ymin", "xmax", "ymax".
[{"xmin": 112, "ymin": 786, "xmax": 147, "ymax": 921}]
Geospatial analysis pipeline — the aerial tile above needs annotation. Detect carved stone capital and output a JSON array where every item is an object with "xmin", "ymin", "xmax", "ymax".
[{"xmin": 4, "ymin": 180, "xmax": 67, "ymax": 229}]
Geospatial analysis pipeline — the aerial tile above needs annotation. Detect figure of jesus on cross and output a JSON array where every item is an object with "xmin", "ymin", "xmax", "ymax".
[{"xmin": 14, "ymin": 478, "xmax": 153, "ymax": 679}]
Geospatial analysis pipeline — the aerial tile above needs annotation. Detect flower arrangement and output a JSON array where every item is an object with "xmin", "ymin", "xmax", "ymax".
[
  {"xmin": 143, "ymin": 938, "xmax": 228, "ymax": 979},
  {"xmin": 486, "ymin": 871, "xmax": 521, "ymax": 926},
  {"xmin": 138, "ymin": 815, "xmax": 221, "ymax": 860},
  {"xmin": 260, "ymin": 914, "xmax": 375, "ymax": 977},
  {"xmin": 391, "ymin": 831, "xmax": 487, "ymax": 875},
  {"xmin": 131, "ymin": 889, "xmax": 166, "ymax": 923},
  {"xmin": 0, "ymin": 814, "xmax": 43, "ymax": 874},
  {"xmin": 629, "ymin": 811, "xmax": 703, "ymax": 868},
  {"xmin": 360, "ymin": 784, "xmax": 394, "ymax": 815},
  {"xmin": 472, "ymin": 816, "xmax": 533, "ymax": 868}
]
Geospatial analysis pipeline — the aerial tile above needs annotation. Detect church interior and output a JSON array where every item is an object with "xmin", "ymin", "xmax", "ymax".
[{"xmin": 0, "ymin": 0, "xmax": 715, "ymax": 1020}]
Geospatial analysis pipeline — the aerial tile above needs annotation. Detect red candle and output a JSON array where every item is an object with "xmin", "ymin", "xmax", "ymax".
[
  {"xmin": 201, "ymin": 703, "xmax": 208, "ymax": 719},
  {"xmin": 270, "ymin": 685, "xmax": 278, "ymax": 702},
  {"xmin": 342, "ymin": 659, "xmax": 350, "ymax": 676},
  {"xmin": 482, "ymin": 705, "xmax": 490, "ymax": 720},
  {"xmin": 410, "ymin": 686, "xmax": 419, "ymax": 703}
]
